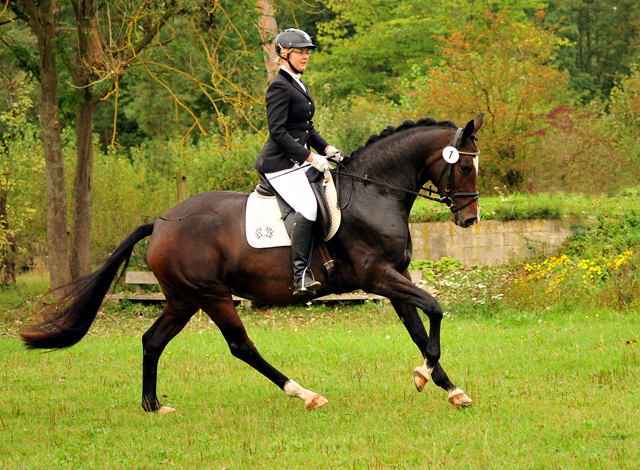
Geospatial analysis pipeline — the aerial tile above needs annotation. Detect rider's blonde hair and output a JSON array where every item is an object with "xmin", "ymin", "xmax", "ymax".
[{"xmin": 275, "ymin": 47, "xmax": 294, "ymax": 66}]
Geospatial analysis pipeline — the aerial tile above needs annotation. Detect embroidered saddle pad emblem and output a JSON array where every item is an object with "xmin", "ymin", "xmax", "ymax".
[{"xmin": 245, "ymin": 171, "xmax": 341, "ymax": 249}]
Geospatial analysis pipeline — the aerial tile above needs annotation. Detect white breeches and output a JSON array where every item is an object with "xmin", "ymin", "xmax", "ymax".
[{"xmin": 264, "ymin": 163, "xmax": 318, "ymax": 221}]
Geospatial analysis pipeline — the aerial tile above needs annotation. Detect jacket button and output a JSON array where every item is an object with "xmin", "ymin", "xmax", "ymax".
[
  {"xmin": 308, "ymin": 102, "xmax": 311, "ymax": 105},
  {"xmin": 306, "ymin": 130, "xmax": 309, "ymax": 133}
]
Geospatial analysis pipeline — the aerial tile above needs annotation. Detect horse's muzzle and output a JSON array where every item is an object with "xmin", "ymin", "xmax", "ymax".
[
  {"xmin": 451, "ymin": 211, "xmax": 479, "ymax": 228},
  {"xmin": 461, "ymin": 216, "xmax": 478, "ymax": 228}
]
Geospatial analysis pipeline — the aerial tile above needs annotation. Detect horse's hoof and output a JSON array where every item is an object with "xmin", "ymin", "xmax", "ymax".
[
  {"xmin": 305, "ymin": 394, "xmax": 328, "ymax": 410},
  {"xmin": 448, "ymin": 392, "xmax": 473, "ymax": 407},
  {"xmin": 413, "ymin": 370, "xmax": 429, "ymax": 393},
  {"xmin": 156, "ymin": 405, "xmax": 176, "ymax": 414}
]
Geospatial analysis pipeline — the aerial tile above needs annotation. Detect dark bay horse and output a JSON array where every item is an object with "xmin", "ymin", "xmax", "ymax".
[{"xmin": 22, "ymin": 114, "xmax": 483, "ymax": 413}]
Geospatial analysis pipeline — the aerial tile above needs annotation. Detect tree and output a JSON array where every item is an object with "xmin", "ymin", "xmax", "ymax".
[
  {"xmin": 257, "ymin": 0, "xmax": 279, "ymax": 80},
  {"xmin": 2, "ymin": 0, "xmax": 70, "ymax": 289},
  {"xmin": 544, "ymin": 0, "xmax": 640, "ymax": 102},
  {"xmin": 1, "ymin": 0, "xmax": 266, "ymax": 288},
  {"xmin": 310, "ymin": 0, "xmax": 544, "ymax": 101},
  {"xmin": 403, "ymin": 10, "xmax": 572, "ymax": 190}
]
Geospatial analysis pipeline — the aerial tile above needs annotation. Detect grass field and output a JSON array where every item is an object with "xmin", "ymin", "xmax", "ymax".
[{"xmin": 1, "ymin": 301, "xmax": 639, "ymax": 469}]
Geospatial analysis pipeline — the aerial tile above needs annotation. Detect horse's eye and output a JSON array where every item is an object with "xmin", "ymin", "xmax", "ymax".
[{"xmin": 461, "ymin": 165, "xmax": 473, "ymax": 175}]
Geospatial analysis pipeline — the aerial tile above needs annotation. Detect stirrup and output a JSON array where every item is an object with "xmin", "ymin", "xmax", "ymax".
[{"xmin": 291, "ymin": 269, "xmax": 321, "ymax": 296}]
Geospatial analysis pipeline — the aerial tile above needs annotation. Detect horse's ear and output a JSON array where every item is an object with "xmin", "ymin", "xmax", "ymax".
[
  {"xmin": 461, "ymin": 113, "xmax": 484, "ymax": 144},
  {"xmin": 474, "ymin": 113, "xmax": 484, "ymax": 133}
]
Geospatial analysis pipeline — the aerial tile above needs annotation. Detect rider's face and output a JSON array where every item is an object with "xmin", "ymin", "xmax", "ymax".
[{"xmin": 285, "ymin": 47, "xmax": 310, "ymax": 73}]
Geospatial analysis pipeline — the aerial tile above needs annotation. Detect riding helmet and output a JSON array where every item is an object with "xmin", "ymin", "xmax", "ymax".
[{"xmin": 275, "ymin": 29, "xmax": 316, "ymax": 58}]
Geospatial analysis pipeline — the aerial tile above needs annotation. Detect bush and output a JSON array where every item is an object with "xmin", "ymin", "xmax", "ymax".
[
  {"xmin": 314, "ymin": 96, "xmax": 395, "ymax": 155},
  {"xmin": 527, "ymin": 107, "xmax": 640, "ymax": 194}
]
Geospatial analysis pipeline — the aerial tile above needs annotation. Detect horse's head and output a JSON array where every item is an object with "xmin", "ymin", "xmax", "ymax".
[{"xmin": 430, "ymin": 114, "xmax": 483, "ymax": 228}]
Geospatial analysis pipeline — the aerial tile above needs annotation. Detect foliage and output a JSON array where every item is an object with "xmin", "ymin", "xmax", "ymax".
[
  {"xmin": 527, "ymin": 106, "xmax": 640, "ymax": 193},
  {"xmin": 0, "ymin": 90, "xmax": 46, "ymax": 278},
  {"xmin": 543, "ymin": 0, "xmax": 640, "ymax": 103},
  {"xmin": 92, "ymin": 129, "xmax": 262, "ymax": 261},
  {"xmin": 608, "ymin": 64, "xmax": 640, "ymax": 163},
  {"xmin": 0, "ymin": 21, "xmax": 39, "ymax": 133},
  {"xmin": 402, "ymin": 10, "xmax": 573, "ymax": 191},
  {"xmin": 311, "ymin": 0, "xmax": 543, "ymax": 101},
  {"xmin": 89, "ymin": 7, "xmax": 269, "ymax": 152},
  {"xmin": 510, "ymin": 250, "xmax": 639, "ymax": 311},
  {"xmin": 408, "ymin": 257, "xmax": 463, "ymax": 280},
  {"xmin": 314, "ymin": 95, "xmax": 396, "ymax": 154}
]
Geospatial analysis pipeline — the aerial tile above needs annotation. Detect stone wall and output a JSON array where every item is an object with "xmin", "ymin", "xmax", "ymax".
[{"xmin": 409, "ymin": 219, "xmax": 574, "ymax": 267}]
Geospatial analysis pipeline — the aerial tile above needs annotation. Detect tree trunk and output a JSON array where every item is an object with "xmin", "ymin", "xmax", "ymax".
[
  {"xmin": 256, "ymin": 0, "xmax": 279, "ymax": 80},
  {"xmin": 70, "ymin": 90, "xmax": 95, "ymax": 278},
  {"xmin": 34, "ymin": 0, "xmax": 72, "ymax": 289},
  {"xmin": 0, "ymin": 189, "xmax": 17, "ymax": 287},
  {"xmin": 68, "ymin": 3, "xmax": 99, "ymax": 278}
]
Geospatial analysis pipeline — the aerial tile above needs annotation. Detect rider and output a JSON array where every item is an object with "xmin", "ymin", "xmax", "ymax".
[{"xmin": 254, "ymin": 28, "xmax": 343, "ymax": 296}]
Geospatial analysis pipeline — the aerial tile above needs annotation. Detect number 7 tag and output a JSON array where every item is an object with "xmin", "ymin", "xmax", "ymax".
[{"xmin": 442, "ymin": 146, "xmax": 460, "ymax": 164}]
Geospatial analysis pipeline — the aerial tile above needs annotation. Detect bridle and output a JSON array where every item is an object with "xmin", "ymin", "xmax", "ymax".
[{"xmin": 422, "ymin": 127, "xmax": 480, "ymax": 213}]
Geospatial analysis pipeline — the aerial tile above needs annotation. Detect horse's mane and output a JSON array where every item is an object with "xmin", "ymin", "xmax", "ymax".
[{"xmin": 349, "ymin": 117, "xmax": 458, "ymax": 159}]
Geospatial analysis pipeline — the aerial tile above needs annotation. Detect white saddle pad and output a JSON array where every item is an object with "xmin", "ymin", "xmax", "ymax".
[{"xmin": 246, "ymin": 171, "xmax": 341, "ymax": 249}]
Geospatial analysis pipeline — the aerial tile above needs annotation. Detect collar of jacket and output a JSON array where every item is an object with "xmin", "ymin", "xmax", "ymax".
[
  {"xmin": 278, "ymin": 69, "xmax": 311, "ymax": 98},
  {"xmin": 280, "ymin": 66, "xmax": 302, "ymax": 81}
]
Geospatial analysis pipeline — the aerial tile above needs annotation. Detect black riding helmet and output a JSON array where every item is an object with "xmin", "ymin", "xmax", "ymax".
[{"xmin": 275, "ymin": 29, "xmax": 316, "ymax": 74}]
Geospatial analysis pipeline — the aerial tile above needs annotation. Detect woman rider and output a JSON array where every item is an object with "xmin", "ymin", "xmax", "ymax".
[{"xmin": 253, "ymin": 28, "xmax": 343, "ymax": 296}]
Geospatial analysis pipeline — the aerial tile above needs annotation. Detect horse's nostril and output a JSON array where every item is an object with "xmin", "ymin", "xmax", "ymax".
[{"xmin": 464, "ymin": 217, "xmax": 478, "ymax": 227}]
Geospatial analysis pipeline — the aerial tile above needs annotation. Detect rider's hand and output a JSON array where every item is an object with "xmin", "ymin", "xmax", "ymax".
[
  {"xmin": 309, "ymin": 153, "xmax": 332, "ymax": 172},
  {"xmin": 325, "ymin": 145, "xmax": 344, "ymax": 162}
]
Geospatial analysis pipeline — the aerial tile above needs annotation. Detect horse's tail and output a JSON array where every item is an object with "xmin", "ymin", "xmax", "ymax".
[{"xmin": 20, "ymin": 222, "xmax": 155, "ymax": 350}]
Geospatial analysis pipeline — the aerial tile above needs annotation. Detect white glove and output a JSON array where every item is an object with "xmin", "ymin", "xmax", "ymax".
[
  {"xmin": 325, "ymin": 145, "xmax": 344, "ymax": 162},
  {"xmin": 309, "ymin": 153, "xmax": 332, "ymax": 172}
]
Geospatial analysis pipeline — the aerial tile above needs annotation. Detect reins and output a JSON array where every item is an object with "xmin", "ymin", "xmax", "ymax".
[
  {"xmin": 158, "ymin": 166, "xmax": 308, "ymax": 221},
  {"xmin": 334, "ymin": 127, "xmax": 480, "ymax": 213},
  {"xmin": 160, "ymin": 127, "xmax": 480, "ymax": 221}
]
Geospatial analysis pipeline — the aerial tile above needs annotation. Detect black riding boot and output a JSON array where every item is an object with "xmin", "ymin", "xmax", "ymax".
[{"xmin": 290, "ymin": 212, "xmax": 321, "ymax": 296}]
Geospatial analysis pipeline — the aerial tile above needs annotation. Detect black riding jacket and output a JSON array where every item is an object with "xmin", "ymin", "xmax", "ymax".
[{"xmin": 253, "ymin": 69, "xmax": 329, "ymax": 173}]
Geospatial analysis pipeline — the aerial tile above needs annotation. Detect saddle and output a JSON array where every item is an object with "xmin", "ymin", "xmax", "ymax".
[{"xmin": 245, "ymin": 168, "xmax": 341, "ymax": 249}]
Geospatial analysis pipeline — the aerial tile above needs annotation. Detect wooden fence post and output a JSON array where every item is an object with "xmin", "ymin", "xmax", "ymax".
[{"xmin": 176, "ymin": 171, "xmax": 187, "ymax": 203}]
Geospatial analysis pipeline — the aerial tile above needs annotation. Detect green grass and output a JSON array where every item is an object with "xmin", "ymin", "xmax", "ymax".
[
  {"xmin": 0, "ymin": 270, "xmax": 49, "ymax": 328},
  {"xmin": 1, "ymin": 303, "xmax": 639, "ymax": 469},
  {"xmin": 2, "ymin": 189, "xmax": 640, "ymax": 468},
  {"xmin": 409, "ymin": 189, "xmax": 640, "ymax": 223}
]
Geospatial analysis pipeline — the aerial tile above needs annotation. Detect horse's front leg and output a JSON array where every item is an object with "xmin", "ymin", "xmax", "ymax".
[
  {"xmin": 391, "ymin": 298, "xmax": 472, "ymax": 406},
  {"xmin": 367, "ymin": 268, "xmax": 443, "ymax": 370},
  {"xmin": 367, "ymin": 268, "xmax": 470, "ymax": 405}
]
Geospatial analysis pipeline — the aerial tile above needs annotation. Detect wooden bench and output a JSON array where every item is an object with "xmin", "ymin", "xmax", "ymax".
[{"xmin": 108, "ymin": 271, "xmax": 391, "ymax": 308}]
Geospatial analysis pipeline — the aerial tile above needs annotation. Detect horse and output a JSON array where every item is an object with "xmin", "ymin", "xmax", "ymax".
[{"xmin": 21, "ymin": 114, "xmax": 484, "ymax": 413}]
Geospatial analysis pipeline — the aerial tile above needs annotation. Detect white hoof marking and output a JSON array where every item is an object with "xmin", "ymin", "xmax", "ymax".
[
  {"xmin": 156, "ymin": 405, "xmax": 176, "ymax": 414},
  {"xmin": 413, "ymin": 360, "xmax": 433, "ymax": 393},
  {"xmin": 284, "ymin": 380, "xmax": 328, "ymax": 410},
  {"xmin": 448, "ymin": 388, "xmax": 473, "ymax": 406}
]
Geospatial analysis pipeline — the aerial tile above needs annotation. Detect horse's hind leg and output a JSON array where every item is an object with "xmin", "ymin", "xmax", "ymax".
[
  {"xmin": 201, "ymin": 296, "xmax": 328, "ymax": 410},
  {"xmin": 141, "ymin": 297, "xmax": 198, "ymax": 413},
  {"xmin": 391, "ymin": 300, "xmax": 472, "ymax": 406}
]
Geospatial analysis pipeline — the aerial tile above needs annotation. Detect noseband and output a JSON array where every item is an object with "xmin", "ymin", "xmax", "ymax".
[{"xmin": 424, "ymin": 127, "xmax": 480, "ymax": 213}]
